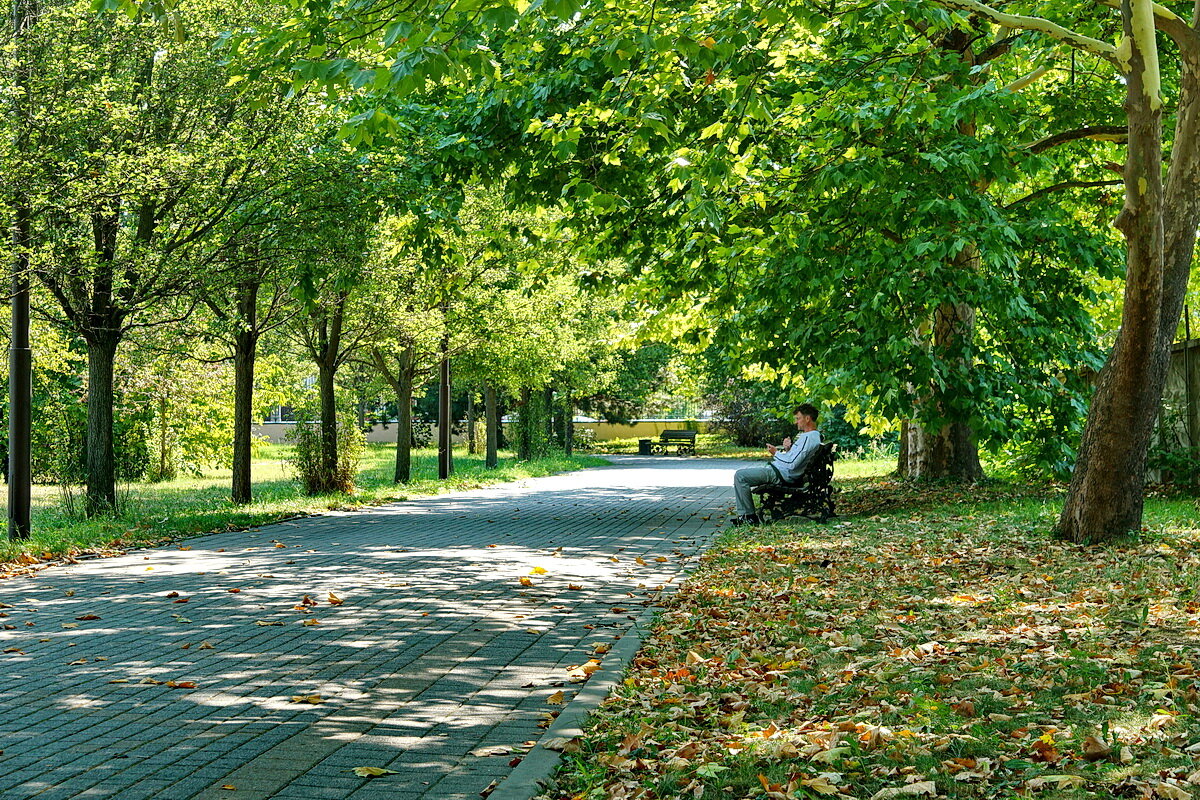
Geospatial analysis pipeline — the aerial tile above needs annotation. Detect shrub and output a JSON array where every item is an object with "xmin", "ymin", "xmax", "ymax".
[{"xmin": 285, "ymin": 414, "xmax": 363, "ymax": 495}]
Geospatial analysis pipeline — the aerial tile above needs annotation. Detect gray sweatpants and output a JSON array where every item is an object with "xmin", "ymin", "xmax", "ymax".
[{"xmin": 733, "ymin": 463, "xmax": 780, "ymax": 517}]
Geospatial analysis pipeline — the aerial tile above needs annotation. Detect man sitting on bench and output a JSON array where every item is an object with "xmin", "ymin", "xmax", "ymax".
[{"xmin": 732, "ymin": 403, "xmax": 821, "ymax": 526}]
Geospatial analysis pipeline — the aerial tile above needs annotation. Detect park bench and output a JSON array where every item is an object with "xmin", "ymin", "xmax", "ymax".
[
  {"xmin": 651, "ymin": 429, "xmax": 697, "ymax": 455},
  {"xmin": 752, "ymin": 441, "xmax": 838, "ymax": 523}
]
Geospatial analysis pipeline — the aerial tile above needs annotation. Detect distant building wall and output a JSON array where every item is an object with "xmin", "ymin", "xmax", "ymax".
[{"xmin": 252, "ymin": 419, "xmax": 712, "ymax": 445}]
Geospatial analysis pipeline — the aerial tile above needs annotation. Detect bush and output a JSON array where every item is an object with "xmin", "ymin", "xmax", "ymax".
[{"xmin": 285, "ymin": 414, "xmax": 364, "ymax": 495}]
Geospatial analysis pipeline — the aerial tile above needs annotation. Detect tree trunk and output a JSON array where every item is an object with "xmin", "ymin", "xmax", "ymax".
[
  {"xmin": 157, "ymin": 392, "xmax": 170, "ymax": 481},
  {"xmin": 231, "ymin": 323, "xmax": 257, "ymax": 504},
  {"xmin": 466, "ymin": 391, "xmax": 477, "ymax": 455},
  {"xmin": 564, "ymin": 390, "xmax": 574, "ymax": 457},
  {"xmin": 1055, "ymin": 1, "xmax": 1166, "ymax": 542},
  {"xmin": 517, "ymin": 386, "xmax": 532, "ymax": 460},
  {"xmin": 900, "ymin": 418, "xmax": 983, "ymax": 481},
  {"xmin": 437, "ymin": 345, "xmax": 452, "ymax": 479},
  {"xmin": 317, "ymin": 362, "xmax": 338, "ymax": 489},
  {"xmin": 85, "ymin": 332, "xmax": 120, "ymax": 516},
  {"xmin": 897, "ymin": 420, "xmax": 911, "ymax": 477},
  {"xmin": 394, "ymin": 361, "xmax": 414, "ymax": 484},
  {"xmin": 485, "ymin": 385, "xmax": 499, "ymax": 469}
]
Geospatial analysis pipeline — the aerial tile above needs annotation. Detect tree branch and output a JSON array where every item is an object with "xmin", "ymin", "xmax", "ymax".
[
  {"xmin": 1027, "ymin": 124, "xmax": 1129, "ymax": 152},
  {"xmin": 1005, "ymin": 178, "xmax": 1124, "ymax": 208},
  {"xmin": 1091, "ymin": 0, "xmax": 1200, "ymax": 49},
  {"xmin": 931, "ymin": 0, "xmax": 1120, "ymax": 65}
]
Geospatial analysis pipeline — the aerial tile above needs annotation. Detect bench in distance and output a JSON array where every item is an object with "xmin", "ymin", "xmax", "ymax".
[{"xmin": 651, "ymin": 429, "xmax": 697, "ymax": 455}]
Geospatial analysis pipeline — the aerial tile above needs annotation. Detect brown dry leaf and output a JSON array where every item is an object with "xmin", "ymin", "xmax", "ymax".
[
  {"xmin": 256, "ymin": 620, "xmax": 284, "ymax": 627},
  {"xmin": 655, "ymin": 556, "xmax": 668, "ymax": 562},
  {"xmin": 75, "ymin": 614, "xmax": 101, "ymax": 621},
  {"xmin": 519, "ymin": 577, "xmax": 533, "ymax": 587},
  {"xmin": 107, "ymin": 679, "xmax": 129, "ymax": 684},
  {"xmin": 199, "ymin": 641, "xmax": 214, "ymax": 650},
  {"xmin": 801, "ymin": 775, "xmax": 841, "ymax": 796},
  {"xmin": 227, "ymin": 588, "xmax": 241, "ymax": 593},
  {"xmin": 635, "ymin": 557, "xmax": 647, "ymax": 566},
  {"xmin": 1081, "ymin": 735, "xmax": 1112, "ymax": 762},
  {"xmin": 139, "ymin": 678, "xmax": 164, "ymax": 685},
  {"xmin": 61, "ymin": 623, "xmax": 78, "ymax": 629},
  {"xmin": 3, "ymin": 648, "xmax": 23, "ymax": 654},
  {"xmin": 328, "ymin": 593, "xmax": 344, "ymax": 605},
  {"xmin": 167, "ymin": 680, "xmax": 197, "ymax": 689},
  {"xmin": 547, "ymin": 690, "xmax": 565, "ymax": 705},
  {"xmin": 166, "ymin": 592, "xmax": 179, "ymax": 598},
  {"xmin": 351, "ymin": 766, "xmax": 398, "ymax": 777},
  {"xmin": 592, "ymin": 642, "xmax": 612, "ymax": 655},
  {"xmin": 610, "ymin": 607, "xmax": 627, "ymax": 613},
  {"xmin": 290, "ymin": 695, "xmax": 324, "ymax": 704},
  {"xmin": 68, "ymin": 659, "xmax": 87, "ymax": 665},
  {"xmin": 567, "ymin": 584, "xmax": 583, "ymax": 590},
  {"xmin": 301, "ymin": 618, "xmax": 320, "ymax": 627},
  {"xmin": 300, "ymin": 594, "xmax": 318, "ymax": 607}
]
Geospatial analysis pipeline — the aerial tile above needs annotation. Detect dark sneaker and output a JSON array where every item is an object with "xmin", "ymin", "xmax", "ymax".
[{"xmin": 731, "ymin": 514, "xmax": 761, "ymax": 527}]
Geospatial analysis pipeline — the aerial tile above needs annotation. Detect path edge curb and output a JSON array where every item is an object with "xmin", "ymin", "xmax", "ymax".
[{"xmin": 487, "ymin": 610, "xmax": 655, "ymax": 800}]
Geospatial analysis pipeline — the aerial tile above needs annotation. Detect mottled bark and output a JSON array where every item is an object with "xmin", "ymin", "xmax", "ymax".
[
  {"xmin": 1057, "ymin": 32, "xmax": 1199, "ymax": 542},
  {"xmin": 231, "ymin": 283, "xmax": 259, "ymax": 505}
]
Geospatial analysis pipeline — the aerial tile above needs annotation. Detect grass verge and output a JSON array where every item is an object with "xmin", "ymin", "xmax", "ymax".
[
  {"xmin": 0, "ymin": 444, "xmax": 607, "ymax": 570},
  {"xmin": 544, "ymin": 477, "xmax": 1200, "ymax": 800}
]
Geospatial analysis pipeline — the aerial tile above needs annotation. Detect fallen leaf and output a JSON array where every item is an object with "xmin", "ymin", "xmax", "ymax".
[
  {"xmin": 547, "ymin": 690, "xmax": 565, "ymax": 705},
  {"xmin": 227, "ymin": 588, "xmax": 241, "ymax": 593},
  {"xmin": 68, "ymin": 659, "xmax": 87, "ymax": 665},
  {"xmin": 351, "ymin": 766, "xmax": 398, "ymax": 777},
  {"xmin": 300, "ymin": 594, "xmax": 318, "ymax": 607},
  {"xmin": 870, "ymin": 781, "xmax": 937, "ymax": 799},
  {"xmin": 199, "ymin": 641, "xmax": 214, "ymax": 650},
  {"xmin": 328, "ymin": 593, "xmax": 344, "ymax": 605},
  {"xmin": 220, "ymin": 785, "xmax": 236, "ymax": 791},
  {"xmin": 567, "ymin": 584, "xmax": 583, "ymax": 590},
  {"xmin": 301, "ymin": 619, "xmax": 320, "ymax": 627},
  {"xmin": 530, "ymin": 567, "xmax": 548, "ymax": 575},
  {"xmin": 1081, "ymin": 735, "xmax": 1112, "ymax": 762},
  {"xmin": 519, "ymin": 577, "xmax": 533, "ymax": 587},
  {"xmin": 290, "ymin": 695, "xmax": 323, "ymax": 704},
  {"xmin": 256, "ymin": 620, "xmax": 283, "ymax": 626},
  {"xmin": 167, "ymin": 680, "xmax": 197, "ymax": 689}
]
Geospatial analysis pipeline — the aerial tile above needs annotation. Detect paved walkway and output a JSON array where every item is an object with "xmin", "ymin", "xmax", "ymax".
[{"xmin": 0, "ymin": 457, "xmax": 737, "ymax": 800}]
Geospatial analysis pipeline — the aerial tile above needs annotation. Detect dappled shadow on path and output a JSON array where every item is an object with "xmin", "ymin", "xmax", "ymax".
[{"xmin": 0, "ymin": 459, "xmax": 735, "ymax": 799}]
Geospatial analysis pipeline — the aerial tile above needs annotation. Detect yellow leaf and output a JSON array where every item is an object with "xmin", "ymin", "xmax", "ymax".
[
  {"xmin": 301, "ymin": 618, "xmax": 320, "ymax": 627},
  {"xmin": 328, "ymin": 592, "xmax": 344, "ymax": 605},
  {"xmin": 530, "ymin": 567, "xmax": 548, "ymax": 575},
  {"xmin": 519, "ymin": 577, "xmax": 533, "ymax": 587},
  {"xmin": 290, "ymin": 695, "xmax": 324, "ymax": 704},
  {"xmin": 256, "ymin": 620, "xmax": 284, "ymax": 626},
  {"xmin": 547, "ymin": 690, "xmax": 565, "ymax": 705},
  {"xmin": 351, "ymin": 766, "xmax": 398, "ymax": 777},
  {"xmin": 220, "ymin": 785, "xmax": 237, "ymax": 791}
]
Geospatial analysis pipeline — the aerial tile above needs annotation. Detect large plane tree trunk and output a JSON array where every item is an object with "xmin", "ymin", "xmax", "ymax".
[{"xmin": 1056, "ymin": 23, "xmax": 1200, "ymax": 543}]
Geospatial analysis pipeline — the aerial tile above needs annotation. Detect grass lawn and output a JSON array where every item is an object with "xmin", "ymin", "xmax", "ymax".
[
  {"xmin": 0, "ymin": 444, "xmax": 608, "ymax": 569},
  {"xmin": 545, "ymin": 476, "xmax": 1200, "ymax": 800}
]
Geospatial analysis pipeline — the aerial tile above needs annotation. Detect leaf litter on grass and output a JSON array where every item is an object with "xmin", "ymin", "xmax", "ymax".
[{"xmin": 544, "ymin": 480, "xmax": 1200, "ymax": 800}]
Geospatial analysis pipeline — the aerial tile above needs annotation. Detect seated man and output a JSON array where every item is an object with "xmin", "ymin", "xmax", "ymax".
[{"xmin": 732, "ymin": 403, "xmax": 821, "ymax": 526}]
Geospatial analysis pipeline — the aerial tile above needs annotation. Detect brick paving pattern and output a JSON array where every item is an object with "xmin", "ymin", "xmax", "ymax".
[{"xmin": 0, "ymin": 456, "xmax": 737, "ymax": 799}]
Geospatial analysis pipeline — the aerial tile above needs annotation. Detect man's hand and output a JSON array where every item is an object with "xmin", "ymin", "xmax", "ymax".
[{"xmin": 766, "ymin": 443, "xmax": 777, "ymax": 456}]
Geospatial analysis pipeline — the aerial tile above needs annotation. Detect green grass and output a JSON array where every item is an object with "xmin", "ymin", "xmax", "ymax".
[
  {"xmin": 544, "ymin": 478, "xmax": 1200, "ymax": 800},
  {"xmin": 0, "ymin": 444, "xmax": 608, "ymax": 566}
]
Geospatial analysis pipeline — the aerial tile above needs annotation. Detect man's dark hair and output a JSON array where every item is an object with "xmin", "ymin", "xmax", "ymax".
[{"xmin": 794, "ymin": 403, "xmax": 819, "ymax": 421}]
